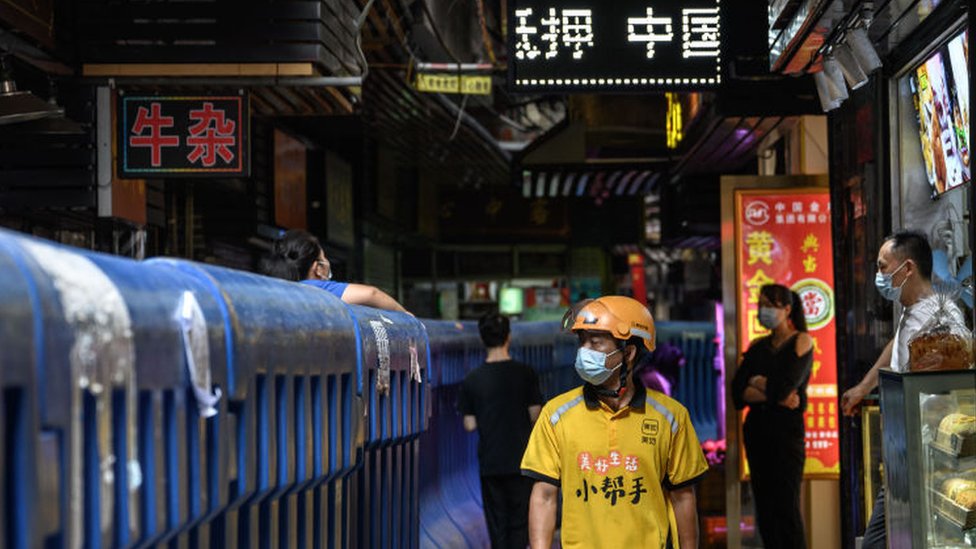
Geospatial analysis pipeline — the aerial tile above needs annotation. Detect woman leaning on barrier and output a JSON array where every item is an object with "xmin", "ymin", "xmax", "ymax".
[{"xmin": 261, "ymin": 229, "xmax": 411, "ymax": 315}]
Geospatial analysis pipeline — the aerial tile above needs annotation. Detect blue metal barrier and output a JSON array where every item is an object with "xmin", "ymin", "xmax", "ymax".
[
  {"xmin": 351, "ymin": 305, "xmax": 427, "ymax": 549},
  {"xmin": 153, "ymin": 260, "xmax": 364, "ymax": 549},
  {"xmin": 0, "ymin": 227, "xmax": 721, "ymax": 549},
  {"xmin": 0, "ymin": 235, "xmax": 45, "ymax": 549},
  {"xmin": 0, "ymin": 228, "xmax": 419, "ymax": 549},
  {"xmin": 657, "ymin": 322, "xmax": 720, "ymax": 442},
  {"xmin": 509, "ymin": 321, "xmax": 578, "ymax": 401},
  {"xmin": 417, "ymin": 321, "xmax": 487, "ymax": 549},
  {"xmin": 416, "ymin": 320, "xmax": 580, "ymax": 549},
  {"xmin": 0, "ymin": 230, "xmax": 233, "ymax": 548}
]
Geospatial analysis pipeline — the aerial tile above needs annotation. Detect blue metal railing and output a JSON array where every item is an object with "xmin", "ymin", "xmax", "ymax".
[
  {"xmin": 0, "ymin": 228, "xmax": 719, "ymax": 548},
  {"xmin": 658, "ymin": 322, "xmax": 721, "ymax": 442}
]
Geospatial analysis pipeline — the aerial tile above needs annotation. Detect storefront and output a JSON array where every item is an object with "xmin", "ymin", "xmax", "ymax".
[
  {"xmin": 873, "ymin": 5, "xmax": 972, "ymax": 548},
  {"xmin": 768, "ymin": 0, "xmax": 972, "ymax": 546}
]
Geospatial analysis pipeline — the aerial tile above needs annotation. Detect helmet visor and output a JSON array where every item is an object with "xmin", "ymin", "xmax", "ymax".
[{"xmin": 561, "ymin": 298, "xmax": 594, "ymax": 332}]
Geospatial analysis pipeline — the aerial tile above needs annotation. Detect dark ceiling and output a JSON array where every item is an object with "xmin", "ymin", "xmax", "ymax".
[
  {"xmin": 0, "ymin": 0, "xmax": 823, "ymax": 217},
  {"xmin": 369, "ymin": 0, "xmax": 822, "ymax": 192}
]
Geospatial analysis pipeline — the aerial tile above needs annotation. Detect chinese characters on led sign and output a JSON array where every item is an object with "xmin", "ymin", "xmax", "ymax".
[
  {"xmin": 510, "ymin": 0, "xmax": 721, "ymax": 91},
  {"xmin": 515, "ymin": 9, "xmax": 595, "ymax": 60},
  {"xmin": 119, "ymin": 95, "xmax": 249, "ymax": 178}
]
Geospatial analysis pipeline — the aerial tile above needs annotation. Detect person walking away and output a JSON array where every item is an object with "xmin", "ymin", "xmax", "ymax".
[
  {"xmin": 732, "ymin": 283, "xmax": 812, "ymax": 549},
  {"xmin": 260, "ymin": 229, "xmax": 410, "ymax": 314},
  {"xmin": 840, "ymin": 230, "xmax": 967, "ymax": 548},
  {"xmin": 458, "ymin": 312, "xmax": 544, "ymax": 548},
  {"xmin": 522, "ymin": 296, "xmax": 707, "ymax": 549}
]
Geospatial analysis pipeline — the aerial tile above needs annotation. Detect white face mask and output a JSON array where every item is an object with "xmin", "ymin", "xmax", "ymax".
[
  {"xmin": 757, "ymin": 307, "xmax": 782, "ymax": 329},
  {"xmin": 874, "ymin": 260, "xmax": 909, "ymax": 302},
  {"xmin": 315, "ymin": 258, "xmax": 333, "ymax": 280},
  {"xmin": 574, "ymin": 347, "xmax": 621, "ymax": 385}
]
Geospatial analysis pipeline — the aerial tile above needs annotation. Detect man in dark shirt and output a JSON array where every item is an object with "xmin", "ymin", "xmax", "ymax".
[{"xmin": 458, "ymin": 312, "xmax": 544, "ymax": 549}]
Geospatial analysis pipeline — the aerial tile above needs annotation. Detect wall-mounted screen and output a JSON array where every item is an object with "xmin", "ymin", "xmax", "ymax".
[
  {"xmin": 508, "ymin": 0, "xmax": 721, "ymax": 92},
  {"xmin": 499, "ymin": 287, "xmax": 525, "ymax": 315},
  {"xmin": 910, "ymin": 30, "xmax": 969, "ymax": 196}
]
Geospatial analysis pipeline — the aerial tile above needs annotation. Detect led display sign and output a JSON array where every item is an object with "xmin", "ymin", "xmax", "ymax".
[
  {"xmin": 509, "ymin": 0, "xmax": 722, "ymax": 92},
  {"xmin": 118, "ymin": 94, "xmax": 249, "ymax": 177}
]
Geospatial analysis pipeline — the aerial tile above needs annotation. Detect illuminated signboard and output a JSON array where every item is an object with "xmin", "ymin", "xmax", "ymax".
[
  {"xmin": 119, "ymin": 94, "xmax": 249, "ymax": 178},
  {"xmin": 499, "ymin": 287, "xmax": 525, "ymax": 315},
  {"xmin": 735, "ymin": 188, "xmax": 839, "ymax": 478},
  {"xmin": 509, "ymin": 0, "xmax": 722, "ymax": 92},
  {"xmin": 666, "ymin": 92, "xmax": 683, "ymax": 149},
  {"xmin": 415, "ymin": 73, "xmax": 493, "ymax": 95}
]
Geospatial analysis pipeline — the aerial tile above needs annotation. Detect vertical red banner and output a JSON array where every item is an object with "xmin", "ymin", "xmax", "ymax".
[
  {"xmin": 629, "ymin": 253, "xmax": 648, "ymax": 306},
  {"xmin": 735, "ymin": 189, "xmax": 839, "ymax": 478}
]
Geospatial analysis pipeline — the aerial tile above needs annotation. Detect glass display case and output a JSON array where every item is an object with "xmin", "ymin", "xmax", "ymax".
[{"xmin": 879, "ymin": 370, "xmax": 976, "ymax": 548}]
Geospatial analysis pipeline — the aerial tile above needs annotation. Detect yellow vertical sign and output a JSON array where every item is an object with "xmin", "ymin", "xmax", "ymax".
[{"xmin": 666, "ymin": 92, "xmax": 683, "ymax": 149}]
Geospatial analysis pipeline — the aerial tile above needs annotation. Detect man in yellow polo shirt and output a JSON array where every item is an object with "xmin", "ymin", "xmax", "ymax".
[{"xmin": 521, "ymin": 296, "xmax": 707, "ymax": 548}]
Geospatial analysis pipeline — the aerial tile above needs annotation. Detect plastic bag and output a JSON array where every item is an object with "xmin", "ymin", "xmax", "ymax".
[{"xmin": 908, "ymin": 286, "xmax": 974, "ymax": 371}]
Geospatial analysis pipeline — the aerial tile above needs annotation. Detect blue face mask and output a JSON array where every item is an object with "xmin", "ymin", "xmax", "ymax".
[
  {"xmin": 574, "ymin": 347, "xmax": 622, "ymax": 385},
  {"xmin": 757, "ymin": 307, "xmax": 782, "ymax": 329},
  {"xmin": 875, "ymin": 260, "xmax": 908, "ymax": 302}
]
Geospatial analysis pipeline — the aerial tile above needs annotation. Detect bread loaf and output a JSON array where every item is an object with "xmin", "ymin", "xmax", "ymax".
[
  {"xmin": 956, "ymin": 488, "xmax": 976, "ymax": 510},
  {"xmin": 909, "ymin": 332, "xmax": 974, "ymax": 371},
  {"xmin": 938, "ymin": 413, "xmax": 976, "ymax": 436},
  {"xmin": 942, "ymin": 478, "xmax": 976, "ymax": 499}
]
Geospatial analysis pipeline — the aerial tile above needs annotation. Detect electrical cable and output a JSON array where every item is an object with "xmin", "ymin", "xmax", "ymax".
[
  {"xmin": 475, "ymin": 0, "xmax": 498, "ymax": 65},
  {"xmin": 800, "ymin": 118, "xmax": 828, "ymax": 160},
  {"xmin": 449, "ymin": 94, "xmax": 469, "ymax": 141},
  {"xmin": 354, "ymin": 0, "xmax": 379, "ymax": 79}
]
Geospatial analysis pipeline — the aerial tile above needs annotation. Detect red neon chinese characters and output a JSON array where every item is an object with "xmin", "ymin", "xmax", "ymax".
[
  {"xmin": 130, "ymin": 103, "xmax": 179, "ymax": 167},
  {"xmin": 186, "ymin": 103, "xmax": 237, "ymax": 167}
]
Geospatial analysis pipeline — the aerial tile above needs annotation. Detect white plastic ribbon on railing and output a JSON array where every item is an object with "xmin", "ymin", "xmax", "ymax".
[{"xmin": 178, "ymin": 291, "xmax": 221, "ymax": 418}]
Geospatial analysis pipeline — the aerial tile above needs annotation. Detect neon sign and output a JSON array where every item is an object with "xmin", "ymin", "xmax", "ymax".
[{"xmin": 509, "ymin": 0, "xmax": 722, "ymax": 92}]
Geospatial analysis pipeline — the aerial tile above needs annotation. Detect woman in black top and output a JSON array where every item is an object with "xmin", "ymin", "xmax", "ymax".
[{"xmin": 732, "ymin": 284, "xmax": 813, "ymax": 549}]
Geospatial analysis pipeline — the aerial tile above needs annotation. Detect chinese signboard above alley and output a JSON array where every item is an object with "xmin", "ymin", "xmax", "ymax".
[
  {"xmin": 508, "ymin": 0, "xmax": 722, "ymax": 92},
  {"xmin": 415, "ymin": 73, "xmax": 492, "ymax": 95},
  {"xmin": 735, "ymin": 188, "xmax": 839, "ymax": 478},
  {"xmin": 118, "ymin": 94, "xmax": 249, "ymax": 178}
]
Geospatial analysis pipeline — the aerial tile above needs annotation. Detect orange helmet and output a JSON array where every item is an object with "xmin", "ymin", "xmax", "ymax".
[{"xmin": 569, "ymin": 296, "xmax": 656, "ymax": 351}]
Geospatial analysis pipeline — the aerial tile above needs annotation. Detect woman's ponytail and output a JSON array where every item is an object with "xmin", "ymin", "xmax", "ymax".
[
  {"xmin": 789, "ymin": 290, "xmax": 807, "ymax": 332},
  {"xmin": 260, "ymin": 230, "xmax": 321, "ymax": 281}
]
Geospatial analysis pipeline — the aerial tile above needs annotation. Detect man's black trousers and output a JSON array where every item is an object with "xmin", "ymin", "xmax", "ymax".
[{"xmin": 480, "ymin": 474, "xmax": 534, "ymax": 549}]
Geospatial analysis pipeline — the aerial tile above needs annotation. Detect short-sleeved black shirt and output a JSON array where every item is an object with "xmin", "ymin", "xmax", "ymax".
[{"xmin": 457, "ymin": 359, "xmax": 545, "ymax": 476}]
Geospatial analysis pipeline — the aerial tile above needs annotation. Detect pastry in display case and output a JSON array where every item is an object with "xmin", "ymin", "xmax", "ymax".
[
  {"xmin": 879, "ymin": 369, "xmax": 976, "ymax": 548},
  {"xmin": 933, "ymin": 413, "xmax": 976, "ymax": 457},
  {"xmin": 930, "ymin": 412, "xmax": 976, "ymax": 534}
]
